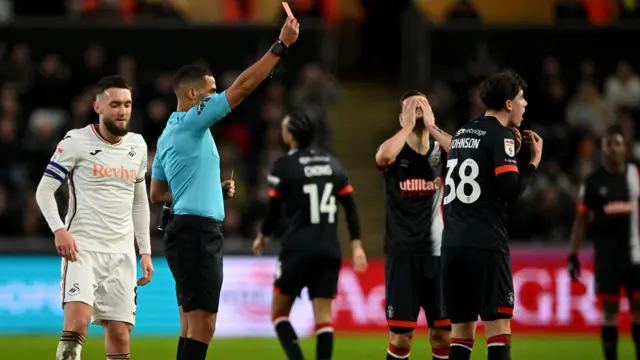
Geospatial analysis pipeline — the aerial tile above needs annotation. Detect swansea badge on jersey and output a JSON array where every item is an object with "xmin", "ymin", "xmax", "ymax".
[{"xmin": 504, "ymin": 138, "xmax": 515, "ymax": 157}]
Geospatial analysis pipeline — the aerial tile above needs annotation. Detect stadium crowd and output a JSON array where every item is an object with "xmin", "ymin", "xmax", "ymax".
[
  {"xmin": 0, "ymin": 41, "xmax": 337, "ymax": 251},
  {"xmin": 1, "ymin": 9, "xmax": 639, "ymax": 248}
]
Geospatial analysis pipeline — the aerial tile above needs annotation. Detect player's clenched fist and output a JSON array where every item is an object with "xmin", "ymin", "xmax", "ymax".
[
  {"xmin": 54, "ymin": 228, "xmax": 79, "ymax": 262},
  {"xmin": 279, "ymin": 17, "xmax": 300, "ymax": 47}
]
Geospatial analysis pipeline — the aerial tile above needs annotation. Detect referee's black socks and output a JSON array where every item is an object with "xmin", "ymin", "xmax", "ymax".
[
  {"xmin": 177, "ymin": 337, "xmax": 186, "ymax": 360},
  {"xmin": 178, "ymin": 338, "xmax": 208, "ymax": 360},
  {"xmin": 601, "ymin": 324, "xmax": 618, "ymax": 360},
  {"xmin": 315, "ymin": 322, "xmax": 334, "ymax": 360},
  {"xmin": 273, "ymin": 315, "xmax": 305, "ymax": 360},
  {"xmin": 633, "ymin": 323, "xmax": 640, "ymax": 360}
]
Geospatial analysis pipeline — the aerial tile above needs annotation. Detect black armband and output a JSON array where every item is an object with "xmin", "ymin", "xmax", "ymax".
[{"xmin": 338, "ymin": 193, "xmax": 362, "ymax": 240}]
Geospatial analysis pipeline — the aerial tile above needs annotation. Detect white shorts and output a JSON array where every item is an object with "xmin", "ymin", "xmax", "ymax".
[{"xmin": 60, "ymin": 250, "xmax": 137, "ymax": 326}]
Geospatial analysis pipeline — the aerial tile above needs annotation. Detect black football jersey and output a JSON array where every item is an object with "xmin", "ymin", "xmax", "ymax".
[
  {"xmin": 378, "ymin": 139, "xmax": 446, "ymax": 256},
  {"xmin": 579, "ymin": 164, "xmax": 640, "ymax": 265},
  {"xmin": 442, "ymin": 116, "xmax": 518, "ymax": 253},
  {"xmin": 267, "ymin": 148, "xmax": 352, "ymax": 258}
]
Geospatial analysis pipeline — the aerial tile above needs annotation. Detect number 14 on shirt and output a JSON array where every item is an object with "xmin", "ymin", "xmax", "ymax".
[{"xmin": 303, "ymin": 183, "xmax": 337, "ymax": 224}]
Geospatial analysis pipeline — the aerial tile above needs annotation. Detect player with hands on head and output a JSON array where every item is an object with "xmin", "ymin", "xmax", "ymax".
[
  {"xmin": 376, "ymin": 91, "xmax": 453, "ymax": 360},
  {"xmin": 254, "ymin": 111, "xmax": 367, "ymax": 360},
  {"xmin": 568, "ymin": 125, "xmax": 640, "ymax": 360}
]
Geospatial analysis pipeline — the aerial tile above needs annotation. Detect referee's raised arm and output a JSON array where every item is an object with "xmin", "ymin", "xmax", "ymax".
[{"xmin": 180, "ymin": 17, "xmax": 300, "ymax": 132}]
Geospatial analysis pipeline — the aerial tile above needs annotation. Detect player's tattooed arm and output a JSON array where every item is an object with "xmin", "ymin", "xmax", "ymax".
[
  {"xmin": 426, "ymin": 124, "xmax": 452, "ymax": 152},
  {"xmin": 375, "ymin": 127, "xmax": 413, "ymax": 169}
]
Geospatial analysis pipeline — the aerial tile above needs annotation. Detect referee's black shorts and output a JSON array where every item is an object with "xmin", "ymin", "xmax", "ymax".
[{"xmin": 163, "ymin": 214, "xmax": 224, "ymax": 313}]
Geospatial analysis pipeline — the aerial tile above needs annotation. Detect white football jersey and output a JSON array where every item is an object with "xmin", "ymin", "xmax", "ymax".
[{"xmin": 45, "ymin": 124, "xmax": 148, "ymax": 254}]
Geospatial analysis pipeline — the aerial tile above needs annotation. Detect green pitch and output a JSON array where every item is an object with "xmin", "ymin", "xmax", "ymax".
[{"xmin": 2, "ymin": 335, "xmax": 634, "ymax": 359}]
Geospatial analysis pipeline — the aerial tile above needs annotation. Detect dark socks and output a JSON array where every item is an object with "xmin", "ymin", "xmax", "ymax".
[
  {"xmin": 449, "ymin": 337, "xmax": 473, "ymax": 360},
  {"xmin": 315, "ymin": 323, "xmax": 334, "ymax": 360},
  {"xmin": 177, "ymin": 337, "xmax": 186, "ymax": 360},
  {"xmin": 387, "ymin": 343, "xmax": 410, "ymax": 359},
  {"xmin": 601, "ymin": 324, "xmax": 618, "ymax": 360},
  {"xmin": 633, "ymin": 323, "xmax": 640, "ymax": 360},
  {"xmin": 274, "ymin": 316, "xmax": 305, "ymax": 360},
  {"xmin": 178, "ymin": 338, "xmax": 208, "ymax": 360},
  {"xmin": 487, "ymin": 334, "xmax": 511, "ymax": 360}
]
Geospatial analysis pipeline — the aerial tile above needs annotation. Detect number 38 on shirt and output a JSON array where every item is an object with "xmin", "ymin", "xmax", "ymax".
[{"xmin": 443, "ymin": 158, "xmax": 482, "ymax": 205}]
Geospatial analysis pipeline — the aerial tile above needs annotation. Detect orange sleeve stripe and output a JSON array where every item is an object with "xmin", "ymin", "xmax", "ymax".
[
  {"xmin": 495, "ymin": 164, "xmax": 518, "ymax": 175},
  {"xmin": 337, "ymin": 184, "xmax": 354, "ymax": 196},
  {"xmin": 268, "ymin": 189, "xmax": 281, "ymax": 198},
  {"xmin": 577, "ymin": 202, "xmax": 590, "ymax": 214}
]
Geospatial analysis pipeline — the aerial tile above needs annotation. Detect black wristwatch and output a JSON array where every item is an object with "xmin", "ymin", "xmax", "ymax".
[{"xmin": 270, "ymin": 40, "xmax": 288, "ymax": 57}]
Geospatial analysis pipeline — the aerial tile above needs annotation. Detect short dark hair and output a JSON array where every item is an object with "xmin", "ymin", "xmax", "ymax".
[
  {"xmin": 605, "ymin": 124, "xmax": 624, "ymax": 138},
  {"xmin": 286, "ymin": 112, "xmax": 316, "ymax": 149},
  {"xmin": 95, "ymin": 75, "xmax": 131, "ymax": 97},
  {"xmin": 399, "ymin": 90, "xmax": 426, "ymax": 107},
  {"xmin": 479, "ymin": 70, "xmax": 527, "ymax": 111},
  {"xmin": 172, "ymin": 65, "xmax": 212, "ymax": 90}
]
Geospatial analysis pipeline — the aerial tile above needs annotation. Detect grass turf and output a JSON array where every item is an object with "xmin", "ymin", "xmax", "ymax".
[{"xmin": 2, "ymin": 335, "xmax": 632, "ymax": 359}]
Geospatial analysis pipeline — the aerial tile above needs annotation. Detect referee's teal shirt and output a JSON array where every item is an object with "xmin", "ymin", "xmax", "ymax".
[{"xmin": 152, "ymin": 92, "xmax": 231, "ymax": 221}]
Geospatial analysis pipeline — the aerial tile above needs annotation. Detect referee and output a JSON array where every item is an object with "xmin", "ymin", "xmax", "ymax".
[{"xmin": 149, "ymin": 17, "xmax": 299, "ymax": 360}]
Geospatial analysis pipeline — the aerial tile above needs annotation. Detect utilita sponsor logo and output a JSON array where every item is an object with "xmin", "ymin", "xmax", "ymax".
[{"xmin": 399, "ymin": 177, "xmax": 442, "ymax": 195}]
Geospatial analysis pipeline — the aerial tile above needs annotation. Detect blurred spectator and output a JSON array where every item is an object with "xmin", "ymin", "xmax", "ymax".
[
  {"xmin": 566, "ymin": 81, "xmax": 611, "ymax": 138},
  {"xmin": 529, "ymin": 173, "xmax": 575, "ymax": 242},
  {"xmin": 290, "ymin": 64, "xmax": 340, "ymax": 151},
  {"xmin": 31, "ymin": 54, "xmax": 70, "ymax": 109},
  {"xmin": 446, "ymin": 0, "xmax": 480, "ymax": 22},
  {"xmin": 604, "ymin": 60, "xmax": 640, "ymax": 110},
  {"xmin": 75, "ymin": 44, "xmax": 108, "ymax": 91},
  {"xmin": 1, "ymin": 43, "xmax": 35, "ymax": 94}
]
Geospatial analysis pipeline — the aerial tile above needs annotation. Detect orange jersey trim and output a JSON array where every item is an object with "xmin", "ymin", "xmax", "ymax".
[{"xmin": 495, "ymin": 164, "xmax": 518, "ymax": 175}]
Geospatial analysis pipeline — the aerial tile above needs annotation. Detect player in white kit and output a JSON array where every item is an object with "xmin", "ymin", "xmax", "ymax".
[{"xmin": 35, "ymin": 76, "xmax": 154, "ymax": 360}]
